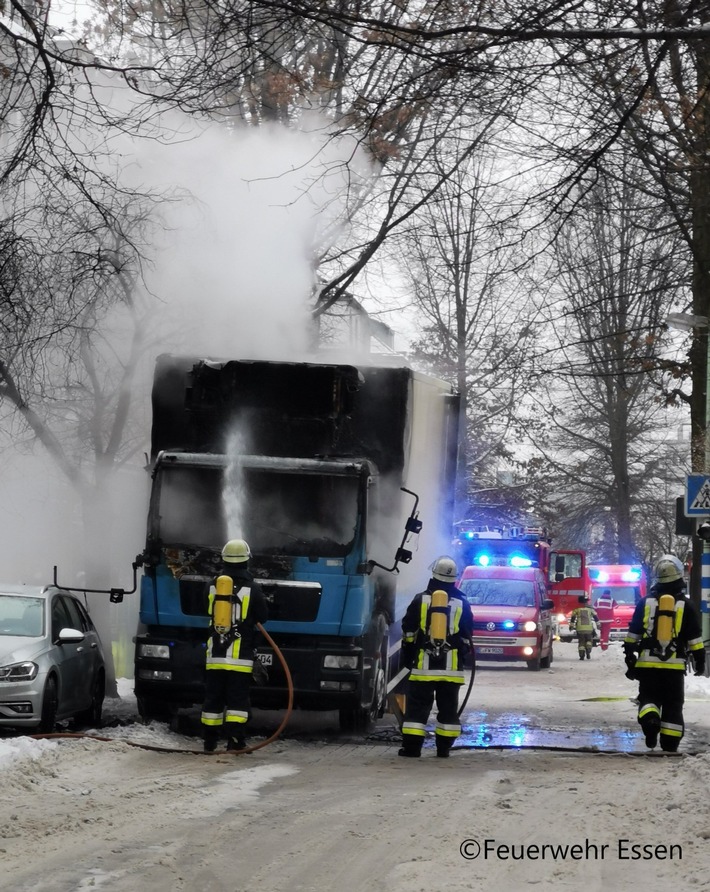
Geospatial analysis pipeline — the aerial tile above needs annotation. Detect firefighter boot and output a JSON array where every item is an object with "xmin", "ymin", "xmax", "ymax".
[
  {"xmin": 226, "ymin": 734, "xmax": 249, "ymax": 753},
  {"xmin": 641, "ymin": 714, "xmax": 661, "ymax": 749},
  {"xmin": 203, "ymin": 730, "xmax": 219, "ymax": 754},
  {"xmin": 398, "ymin": 739, "xmax": 422, "ymax": 758},
  {"xmin": 436, "ymin": 738, "xmax": 453, "ymax": 758}
]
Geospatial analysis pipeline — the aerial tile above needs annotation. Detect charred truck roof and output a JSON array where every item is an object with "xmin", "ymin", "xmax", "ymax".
[{"xmin": 150, "ymin": 354, "xmax": 422, "ymax": 477}]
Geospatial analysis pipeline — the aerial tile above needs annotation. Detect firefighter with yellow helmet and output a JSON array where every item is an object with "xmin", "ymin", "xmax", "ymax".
[
  {"xmin": 398, "ymin": 556, "xmax": 474, "ymax": 758},
  {"xmin": 623, "ymin": 554, "xmax": 705, "ymax": 752},
  {"xmin": 201, "ymin": 538, "xmax": 268, "ymax": 753}
]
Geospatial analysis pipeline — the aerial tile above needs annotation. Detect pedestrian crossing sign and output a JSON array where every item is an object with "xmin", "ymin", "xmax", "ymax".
[{"xmin": 685, "ymin": 475, "xmax": 710, "ymax": 516}]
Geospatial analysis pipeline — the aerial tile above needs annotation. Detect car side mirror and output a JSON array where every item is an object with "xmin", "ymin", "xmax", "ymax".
[
  {"xmin": 542, "ymin": 599, "xmax": 554, "ymax": 610},
  {"xmin": 57, "ymin": 627, "xmax": 85, "ymax": 645}
]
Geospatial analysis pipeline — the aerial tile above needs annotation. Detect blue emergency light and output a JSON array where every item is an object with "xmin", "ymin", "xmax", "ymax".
[
  {"xmin": 622, "ymin": 567, "xmax": 642, "ymax": 582},
  {"xmin": 475, "ymin": 554, "xmax": 491, "ymax": 567},
  {"xmin": 502, "ymin": 619, "xmax": 516, "ymax": 630},
  {"xmin": 509, "ymin": 555, "xmax": 533, "ymax": 568}
]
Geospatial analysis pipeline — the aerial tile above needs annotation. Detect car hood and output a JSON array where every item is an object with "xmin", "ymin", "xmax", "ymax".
[
  {"xmin": 0, "ymin": 637, "xmax": 48, "ymax": 665},
  {"xmin": 473, "ymin": 605, "xmax": 538, "ymax": 621}
]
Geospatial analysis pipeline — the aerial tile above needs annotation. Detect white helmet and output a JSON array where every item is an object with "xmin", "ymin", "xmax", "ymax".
[
  {"xmin": 431, "ymin": 555, "xmax": 458, "ymax": 582},
  {"xmin": 654, "ymin": 554, "xmax": 683, "ymax": 585},
  {"xmin": 221, "ymin": 539, "xmax": 251, "ymax": 563}
]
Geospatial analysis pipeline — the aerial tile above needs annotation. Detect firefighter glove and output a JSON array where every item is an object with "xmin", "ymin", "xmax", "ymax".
[
  {"xmin": 692, "ymin": 650, "xmax": 706, "ymax": 677},
  {"xmin": 623, "ymin": 646, "xmax": 637, "ymax": 680}
]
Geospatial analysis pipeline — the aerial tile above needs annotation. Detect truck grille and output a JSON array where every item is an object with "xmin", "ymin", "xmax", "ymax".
[{"xmin": 259, "ymin": 580, "xmax": 322, "ymax": 622}]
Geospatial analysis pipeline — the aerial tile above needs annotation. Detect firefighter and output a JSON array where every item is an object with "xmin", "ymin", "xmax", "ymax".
[
  {"xmin": 201, "ymin": 538, "xmax": 268, "ymax": 753},
  {"xmin": 569, "ymin": 594, "xmax": 600, "ymax": 660},
  {"xmin": 398, "ymin": 556, "xmax": 474, "ymax": 758},
  {"xmin": 623, "ymin": 554, "xmax": 705, "ymax": 752}
]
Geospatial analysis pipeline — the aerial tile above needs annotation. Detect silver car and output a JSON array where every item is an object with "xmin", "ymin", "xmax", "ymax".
[{"xmin": 0, "ymin": 584, "xmax": 106, "ymax": 732}]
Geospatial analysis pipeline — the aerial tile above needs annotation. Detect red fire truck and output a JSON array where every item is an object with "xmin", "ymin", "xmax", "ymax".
[{"xmin": 452, "ymin": 524, "xmax": 590, "ymax": 642}]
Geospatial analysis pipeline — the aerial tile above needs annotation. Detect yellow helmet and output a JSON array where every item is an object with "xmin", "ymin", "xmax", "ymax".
[{"xmin": 221, "ymin": 539, "xmax": 251, "ymax": 563}]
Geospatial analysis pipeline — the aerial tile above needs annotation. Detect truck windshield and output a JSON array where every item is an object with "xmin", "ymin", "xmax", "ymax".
[
  {"xmin": 460, "ymin": 579, "xmax": 536, "ymax": 608},
  {"xmin": 154, "ymin": 465, "xmax": 359, "ymax": 557},
  {"xmin": 592, "ymin": 585, "xmax": 639, "ymax": 606}
]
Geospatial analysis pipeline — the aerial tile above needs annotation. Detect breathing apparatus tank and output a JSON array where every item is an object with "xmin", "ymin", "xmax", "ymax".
[
  {"xmin": 213, "ymin": 575, "xmax": 234, "ymax": 634},
  {"xmin": 429, "ymin": 589, "xmax": 449, "ymax": 653},
  {"xmin": 655, "ymin": 593, "xmax": 676, "ymax": 653}
]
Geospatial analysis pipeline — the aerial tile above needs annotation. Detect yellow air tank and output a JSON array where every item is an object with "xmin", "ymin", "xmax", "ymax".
[
  {"xmin": 213, "ymin": 575, "xmax": 234, "ymax": 633},
  {"xmin": 430, "ymin": 589, "xmax": 449, "ymax": 645},
  {"xmin": 655, "ymin": 593, "xmax": 676, "ymax": 647}
]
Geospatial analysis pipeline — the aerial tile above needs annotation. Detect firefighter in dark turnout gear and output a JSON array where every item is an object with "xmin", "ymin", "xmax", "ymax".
[
  {"xmin": 201, "ymin": 539, "xmax": 268, "ymax": 753},
  {"xmin": 569, "ymin": 594, "xmax": 600, "ymax": 660},
  {"xmin": 623, "ymin": 554, "xmax": 705, "ymax": 752},
  {"xmin": 398, "ymin": 556, "xmax": 474, "ymax": 758}
]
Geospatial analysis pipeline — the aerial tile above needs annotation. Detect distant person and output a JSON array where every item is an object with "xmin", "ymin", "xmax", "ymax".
[
  {"xmin": 595, "ymin": 589, "xmax": 614, "ymax": 651},
  {"xmin": 623, "ymin": 554, "xmax": 705, "ymax": 752},
  {"xmin": 398, "ymin": 556, "xmax": 474, "ymax": 758},
  {"xmin": 201, "ymin": 539, "xmax": 268, "ymax": 753},
  {"xmin": 569, "ymin": 594, "xmax": 599, "ymax": 660}
]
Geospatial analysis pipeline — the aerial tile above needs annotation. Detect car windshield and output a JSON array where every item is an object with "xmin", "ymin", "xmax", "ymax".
[
  {"xmin": 0, "ymin": 596, "xmax": 44, "ymax": 637},
  {"xmin": 460, "ymin": 579, "xmax": 535, "ymax": 607}
]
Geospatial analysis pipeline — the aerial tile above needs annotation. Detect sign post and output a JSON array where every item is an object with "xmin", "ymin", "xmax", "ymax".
[{"xmin": 685, "ymin": 475, "xmax": 710, "ymax": 673}]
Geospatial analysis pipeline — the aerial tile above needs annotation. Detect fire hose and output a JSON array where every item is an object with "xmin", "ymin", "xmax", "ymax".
[{"xmin": 28, "ymin": 622, "xmax": 294, "ymax": 756}]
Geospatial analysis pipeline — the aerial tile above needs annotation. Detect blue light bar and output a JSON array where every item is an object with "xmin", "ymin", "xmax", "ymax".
[{"xmin": 509, "ymin": 555, "xmax": 533, "ymax": 568}]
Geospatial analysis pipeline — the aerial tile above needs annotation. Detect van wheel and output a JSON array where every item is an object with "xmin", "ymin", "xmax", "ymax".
[
  {"xmin": 526, "ymin": 649, "xmax": 542, "ymax": 671},
  {"xmin": 540, "ymin": 645, "xmax": 553, "ymax": 669}
]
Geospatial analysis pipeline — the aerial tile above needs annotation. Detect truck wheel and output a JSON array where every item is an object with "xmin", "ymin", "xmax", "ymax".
[
  {"xmin": 137, "ymin": 696, "xmax": 173, "ymax": 724},
  {"xmin": 339, "ymin": 638, "xmax": 387, "ymax": 732}
]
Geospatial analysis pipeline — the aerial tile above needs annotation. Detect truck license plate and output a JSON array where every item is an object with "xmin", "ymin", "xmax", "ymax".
[
  {"xmin": 257, "ymin": 653, "xmax": 273, "ymax": 666},
  {"xmin": 479, "ymin": 647, "xmax": 504, "ymax": 654}
]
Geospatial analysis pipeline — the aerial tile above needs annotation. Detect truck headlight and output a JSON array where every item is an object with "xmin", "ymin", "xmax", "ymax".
[
  {"xmin": 523, "ymin": 621, "xmax": 538, "ymax": 632},
  {"xmin": 138, "ymin": 643, "xmax": 170, "ymax": 659},
  {"xmin": 323, "ymin": 655, "xmax": 359, "ymax": 669},
  {"xmin": 0, "ymin": 661, "xmax": 38, "ymax": 681}
]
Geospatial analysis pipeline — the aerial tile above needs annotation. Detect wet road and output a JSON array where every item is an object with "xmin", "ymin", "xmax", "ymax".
[{"xmin": 244, "ymin": 640, "xmax": 710, "ymax": 756}]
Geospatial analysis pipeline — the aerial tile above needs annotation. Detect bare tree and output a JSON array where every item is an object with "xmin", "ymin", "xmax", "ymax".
[{"xmin": 536, "ymin": 153, "xmax": 687, "ymax": 561}]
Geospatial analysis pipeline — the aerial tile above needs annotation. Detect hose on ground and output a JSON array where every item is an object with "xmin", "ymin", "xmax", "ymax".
[{"xmin": 28, "ymin": 622, "xmax": 294, "ymax": 756}]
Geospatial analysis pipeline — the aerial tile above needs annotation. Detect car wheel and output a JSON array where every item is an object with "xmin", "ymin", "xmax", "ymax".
[
  {"xmin": 39, "ymin": 676, "xmax": 59, "ymax": 733},
  {"xmin": 74, "ymin": 671, "xmax": 105, "ymax": 729}
]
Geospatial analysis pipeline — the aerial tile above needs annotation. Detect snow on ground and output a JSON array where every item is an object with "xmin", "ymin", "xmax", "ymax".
[{"xmin": 1, "ymin": 651, "xmax": 710, "ymax": 891}]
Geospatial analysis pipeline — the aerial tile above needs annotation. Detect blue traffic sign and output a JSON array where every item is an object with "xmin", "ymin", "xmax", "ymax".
[{"xmin": 686, "ymin": 475, "xmax": 710, "ymax": 516}]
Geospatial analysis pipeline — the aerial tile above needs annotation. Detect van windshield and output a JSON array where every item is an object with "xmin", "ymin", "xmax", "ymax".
[{"xmin": 460, "ymin": 579, "xmax": 536, "ymax": 608}]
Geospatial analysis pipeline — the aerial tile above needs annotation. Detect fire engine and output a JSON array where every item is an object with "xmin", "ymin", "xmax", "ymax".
[
  {"xmin": 588, "ymin": 564, "xmax": 647, "ymax": 642},
  {"xmin": 453, "ymin": 523, "xmax": 590, "ymax": 641}
]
